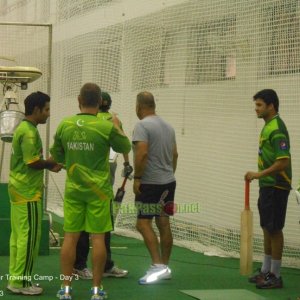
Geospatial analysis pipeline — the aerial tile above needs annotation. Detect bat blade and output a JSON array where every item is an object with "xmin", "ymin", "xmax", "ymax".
[
  {"xmin": 114, "ymin": 187, "xmax": 125, "ymax": 203},
  {"xmin": 240, "ymin": 209, "xmax": 253, "ymax": 275},
  {"xmin": 113, "ymin": 188, "xmax": 125, "ymax": 223},
  {"xmin": 113, "ymin": 177, "xmax": 128, "ymax": 223},
  {"xmin": 240, "ymin": 180, "xmax": 253, "ymax": 275}
]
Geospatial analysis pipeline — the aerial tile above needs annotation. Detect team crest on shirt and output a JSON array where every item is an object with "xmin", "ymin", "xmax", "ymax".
[{"xmin": 279, "ymin": 141, "xmax": 287, "ymax": 150}]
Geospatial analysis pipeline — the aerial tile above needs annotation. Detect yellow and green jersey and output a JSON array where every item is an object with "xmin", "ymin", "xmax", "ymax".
[
  {"xmin": 258, "ymin": 115, "xmax": 292, "ymax": 189},
  {"xmin": 97, "ymin": 111, "xmax": 112, "ymax": 122},
  {"xmin": 8, "ymin": 120, "xmax": 44, "ymax": 204},
  {"xmin": 50, "ymin": 113, "xmax": 131, "ymax": 202},
  {"xmin": 97, "ymin": 111, "xmax": 123, "ymax": 129}
]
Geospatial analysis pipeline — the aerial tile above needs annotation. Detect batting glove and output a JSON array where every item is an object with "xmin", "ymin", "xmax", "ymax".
[{"xmin": 122, "ymin": 162, "xmax": 133, "ymax": 179}]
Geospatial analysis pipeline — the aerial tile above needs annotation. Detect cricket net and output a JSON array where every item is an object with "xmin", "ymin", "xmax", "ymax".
[{"xmin": 1, "ymin": 0, "xmax": 300, "ymax": 267}]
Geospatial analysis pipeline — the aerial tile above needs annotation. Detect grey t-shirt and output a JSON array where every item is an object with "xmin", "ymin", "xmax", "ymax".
[{"xmin": 132, "ymin": 115, "xmax": 176, "ymax": 184}]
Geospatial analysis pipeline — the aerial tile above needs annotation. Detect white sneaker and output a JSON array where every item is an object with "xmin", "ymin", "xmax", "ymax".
[
  {"xmin": 73, "ymin": 268, "xmax": 93, "ymax": 279},
  {"xmin": 139, "ymin": 265, "xmax": 171, "ymax": 285},
  {"xmin": 7, "ymin": 284, "xmax": 43, "ymax": 295},
  {"xmin": 103, "ymin": 266, "xmax": 128, "ymax": 278}
]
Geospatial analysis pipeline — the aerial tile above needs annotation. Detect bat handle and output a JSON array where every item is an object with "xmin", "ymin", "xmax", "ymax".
[
  {"xmin": 245, "ymin": 180, "xmax": 250, "ymax": 210},
  {"xmin": 121, "ymin": 177, "xmax": 128, "ymax": 189}
]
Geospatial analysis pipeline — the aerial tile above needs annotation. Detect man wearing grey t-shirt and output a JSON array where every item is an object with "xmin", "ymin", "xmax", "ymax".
[{"xmin": 132, "ymin": 91, "xmax": 178, "ymax": 285}]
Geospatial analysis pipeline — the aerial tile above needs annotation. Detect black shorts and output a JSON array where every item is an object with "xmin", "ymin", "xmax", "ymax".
[
  {"xmin": 135, "ymin": 181, "xmax": 176, "ymax": 219},
  {"xmin": 258, "ymin": 187, "xmax": 289, "ymax": 233}
]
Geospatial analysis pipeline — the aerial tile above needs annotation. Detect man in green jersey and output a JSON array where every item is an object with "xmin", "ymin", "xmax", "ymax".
[
  {"xmin": 245, "ymin": 89, "xmax": 292, "ymax": 289},
  {"xmin": 98, "ymin": 92, "xmax": 133, "ymax": 185},
  {"xmin": 50, "ymin": 83, "xmax": 131, "ymax": 300},
  {"xmin": 7, "ymin": 92, "xmax": 62, "ymax": 296},
  {"xmin": 73, "ymin": 91, "xmax": 132, "ymax": 280}
]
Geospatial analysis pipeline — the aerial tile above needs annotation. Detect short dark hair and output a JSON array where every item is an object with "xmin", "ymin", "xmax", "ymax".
[
  {"xmin": 24, "ymin": 91, "xmax": 50, "ymax": 116},
  {"xmin": 253, "ymin": 89, "xmax": 279, "ymax": 112},
  {"xmin": 100, "ymin": 91, "xmax": 112, "ymax": 112},
  {"xmin": 80, "ymin": 83, "xmax": 101, "ymax": 107},
  {"xmin": 137, "ymin": 91, "xmax": 156, "ymax": 109}
]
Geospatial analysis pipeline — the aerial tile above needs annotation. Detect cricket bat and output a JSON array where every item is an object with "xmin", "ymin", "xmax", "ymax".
[
  {"xmin": 113, "ymin": 176, "xmax": 128, "ymax": 222},
  {"xmin": 240, "ymin": 180, "xmax": 253, "ymax": 275}
]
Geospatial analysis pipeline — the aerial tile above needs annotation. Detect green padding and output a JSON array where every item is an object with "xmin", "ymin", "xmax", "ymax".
[
  {"xmin": 180, "ymin": 289, "xmax": 266, "ymax": 300},
  {"xmin": 0, "ymin": 183, "xmax": 10, "ymax": 218}
]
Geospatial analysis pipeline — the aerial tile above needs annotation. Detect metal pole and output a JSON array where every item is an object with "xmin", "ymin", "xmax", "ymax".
[
  {"xmin": 44, "ymin": 24, "xmax": 53, "ymax": 211},
  {"xmin": 0, "ymin": 22, "xmax": 52, "ymax": 27}
]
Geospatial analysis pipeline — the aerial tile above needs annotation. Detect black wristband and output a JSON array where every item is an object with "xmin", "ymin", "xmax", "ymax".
[
  {"xmin": 134, "ymin": 176, "xmax": 142, "ymax": 179},
  {"xmin": 123, "ymin": 161, "xmax": 130, "ymax": 166}
]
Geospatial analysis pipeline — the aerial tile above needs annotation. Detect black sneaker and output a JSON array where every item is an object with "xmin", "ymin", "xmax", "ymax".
[
  {"xmin": 256, "ymin": 272, "xmax": 283, "ymax": 289},
  {"xmin": 248, "ymin": 268, "xmax": 268, "ymax": 283}
]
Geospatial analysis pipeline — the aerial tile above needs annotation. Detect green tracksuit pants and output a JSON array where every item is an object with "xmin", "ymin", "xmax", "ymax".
[{"xmin": 9, "ymin": 201, "xmax": 42, "ymax": 288}]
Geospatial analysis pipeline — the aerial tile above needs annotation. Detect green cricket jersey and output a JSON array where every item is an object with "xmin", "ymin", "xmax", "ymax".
[
  {"xmin": 97, "ymin": 111, "xmax": 112, "ymax": 122},
  {"xmin": 50, "ymin": 113, "xmax": 131, "ymax": 202},
  {"xmin": 258, "ymin": 115, "xmax": 292, "ymax": 189},
  {"xmin": 8, "ymin": 120, "xmax": 44, "ymax": 204},
  {"xmin": 97, "ymin": 111, "xmax": 123, "ymax": 129}
]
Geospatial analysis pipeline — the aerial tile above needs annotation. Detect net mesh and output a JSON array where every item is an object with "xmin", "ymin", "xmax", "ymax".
[
  {"xmin": 1, "ymin": 0, "xmax": 300, "ymax": 267},
  {"xmin": 0, "ymin": 23, "xmax": 50, "ymax": 183}
]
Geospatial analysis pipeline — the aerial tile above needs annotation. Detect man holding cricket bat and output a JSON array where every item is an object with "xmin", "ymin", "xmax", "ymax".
[{"xmin": 244, "ymin": 89, "xmax": 292, "ymax": 289}]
